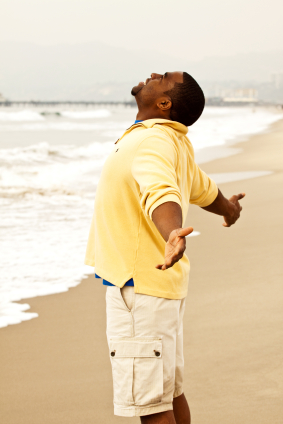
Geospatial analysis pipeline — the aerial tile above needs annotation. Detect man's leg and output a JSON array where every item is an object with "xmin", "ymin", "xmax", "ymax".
[
  {"xmin": 173, "ymin": 393, "xmax": 191, "ymax": 424},
  {"xmin": 140, "ymin": 410, "xmax": 176, "ymax": 424},
  {"xmin": 140, "ymin": 394, "xmax": 190, "ymax": 424}
]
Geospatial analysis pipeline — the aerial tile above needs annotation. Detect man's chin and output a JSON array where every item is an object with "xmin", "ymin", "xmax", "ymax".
[{"xmin": 131, "ymin": 84, "xmax": 144, "ymax": 97}]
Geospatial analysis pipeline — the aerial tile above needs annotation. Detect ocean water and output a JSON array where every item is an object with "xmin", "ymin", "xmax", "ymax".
[{"xmin": 0, "ymin": 105, "xmax": 281, "ymax": 328}]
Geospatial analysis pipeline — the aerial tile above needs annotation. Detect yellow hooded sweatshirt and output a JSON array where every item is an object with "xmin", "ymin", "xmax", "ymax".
[{"xmin": 85, "ymin": 119, "xmax": 218, "ymax": 299}]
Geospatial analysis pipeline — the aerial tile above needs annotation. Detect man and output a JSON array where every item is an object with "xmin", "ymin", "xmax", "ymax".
[{"xmin": 85, "ymin": 72, "xmax": 245, "ymax": 423}]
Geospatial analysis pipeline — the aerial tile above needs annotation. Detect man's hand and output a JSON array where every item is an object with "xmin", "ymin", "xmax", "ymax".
[
  {"xmin": 156, "ymin": 227, "xmax": 193, "ymax": 271},
  {"xmin": 223, "ymin": 193, "xmax": 245, "ymax": 227},
  {"xmin": 202, "ymin": 189, "xmax": 245, "ymax": 227}
]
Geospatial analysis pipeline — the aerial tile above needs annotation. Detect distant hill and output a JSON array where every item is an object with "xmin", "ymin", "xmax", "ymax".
[{"xmin": 0, "ymin": 41, "xmax": 282, "ymax": 100}]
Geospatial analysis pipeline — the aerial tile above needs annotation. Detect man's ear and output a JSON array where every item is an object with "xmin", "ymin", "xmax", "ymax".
[{"xmin": 157, "ymin": 97, "xmax": 172, "ymax": 111}]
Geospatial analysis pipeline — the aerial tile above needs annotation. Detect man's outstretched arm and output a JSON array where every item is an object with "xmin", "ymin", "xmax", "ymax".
[
  {"xmin": 202, "ymin": 189, "xmax": 245, "ymax": 227},
  {"xmin": 152, "ymin": 190, "xmax": 245, "ymax": 270},
  {"xmin": 152, "ymin": 202, "xmax": 193, "ymax": 271}
]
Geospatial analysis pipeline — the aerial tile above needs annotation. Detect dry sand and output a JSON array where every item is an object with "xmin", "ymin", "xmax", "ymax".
[{"xmin": 1, "ymin": 118, "xmax": 283, "ymax": 424}]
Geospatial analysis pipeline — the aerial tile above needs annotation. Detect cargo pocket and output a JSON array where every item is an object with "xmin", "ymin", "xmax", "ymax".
[{"xmin": 109, "ymin": 337, "xmax": 163, "ymax": 407}]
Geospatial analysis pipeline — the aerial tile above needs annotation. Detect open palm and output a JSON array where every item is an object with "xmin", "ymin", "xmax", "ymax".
[{"xmin": 156, "ymin": 227, "xmax": 193, "ymax": 271}]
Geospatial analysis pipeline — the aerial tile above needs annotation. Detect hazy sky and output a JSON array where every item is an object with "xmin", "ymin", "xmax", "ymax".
[{"xmin": 1, "ymin": 0, "xmax": 283, "ymax": 60}]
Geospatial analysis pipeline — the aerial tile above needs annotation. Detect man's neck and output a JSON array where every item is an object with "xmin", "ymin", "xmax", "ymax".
[{"xmin": 136, "ymin": 110, "xmax": 170, "ymax": 121}]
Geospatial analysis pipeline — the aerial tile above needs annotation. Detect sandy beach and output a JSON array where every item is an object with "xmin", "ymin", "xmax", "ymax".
[{"xmin": 1, "ymin": 117, "xmax": 283, "ymax": 424}]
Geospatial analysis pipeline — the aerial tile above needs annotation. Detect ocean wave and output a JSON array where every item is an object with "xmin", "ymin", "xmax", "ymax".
[
  {"xmin": 190, "ymin": 107, "xmax": 281, "ymax": 150},
  {"xmin": 0, "ymin": 186, "xmax": 82, "ymax": 198},
  {"xmin": 0, "ymin": 195, "xmax": 94, "ymax": 328},
  {"xmin": 61, "ymin": 109, "xmax": 111, "ymax": 119},
  {"xmin": 0, "ymin": 109, "xmax": 111, "ymax": 122},
  {"xmin": 0, "ymin": 110, "xmax": 45, "ymax": 122},
  {"xmin": 0, "ymin": 140, "xmax": 113, "ymax": 203},
  {"xmin": 0, "ymin": 121, "xmax": 131, "ymax": 132},
  {"xmin": 0, "ymin": 141, "xmax": 114, "ymax": 165}
]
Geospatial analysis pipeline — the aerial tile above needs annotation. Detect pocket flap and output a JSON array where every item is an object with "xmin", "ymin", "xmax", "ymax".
[{"xmin": 109, "ymin": 337, "xmax": 162, "ymax": 358}]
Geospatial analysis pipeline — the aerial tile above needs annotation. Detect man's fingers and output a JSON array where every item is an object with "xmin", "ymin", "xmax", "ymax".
[
  {"xmin": 156, "ymin": 262, "xmax": 171, "ymax": 270},
  {"xmin": 176, "ymin": 226, "xmax": 193, "ymax": 238},
  {"xmin": 235, "ymin": 193, "xmax": 246, "ymax": 201},
  {"xmin": 156, "ymin": 263, "xmax": 168, "ymax": 271},
  {"xmin": 162, "ymin": 259, "xmax": 177, "ymax": 270},
  {"xmin": 156, "ymin": 253, "xmax": 182, "ymax": 270},
  {"xmin": 229, "ymin": 193, "xmax": 246, "ymax": 203}
]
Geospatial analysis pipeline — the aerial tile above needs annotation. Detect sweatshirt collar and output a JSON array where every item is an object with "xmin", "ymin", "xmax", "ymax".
[
  {"xmin": 115, "ymin": 118, "xmax": 188, "ymax": 144},
  {"xmin": 137, "ymin": 119, "xmax": 188, "ymax": 135}
]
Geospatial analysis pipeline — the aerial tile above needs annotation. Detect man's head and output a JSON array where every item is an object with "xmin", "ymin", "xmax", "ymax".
[{"xmin": 131, "ymin": 72, "xmax": 205, "ymax": 126}]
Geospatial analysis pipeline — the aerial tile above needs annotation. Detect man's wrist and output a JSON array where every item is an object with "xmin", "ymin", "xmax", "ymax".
[
  {"xmin": 202, "ymin": 189, "xmax": 231, "ymax": 217},
  {"xmin": 152, "ymin": 202, "xmax": 183, "ymax": 242}
]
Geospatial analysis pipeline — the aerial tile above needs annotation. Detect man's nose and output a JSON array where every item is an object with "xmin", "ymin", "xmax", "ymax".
[{"xmin": 151, "ymin": 73, "xmax": 162, "ymax": 80}]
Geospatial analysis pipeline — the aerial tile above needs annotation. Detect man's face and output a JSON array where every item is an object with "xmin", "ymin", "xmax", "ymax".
[{"xmin": 131, "ymin": 72, "xmax": 183, "ymax": 105}]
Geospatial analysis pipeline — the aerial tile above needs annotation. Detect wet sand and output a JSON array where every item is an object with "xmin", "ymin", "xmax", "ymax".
[{"xmin": 1, "ymin": 118, "xmax": 283, "ymax": 424}]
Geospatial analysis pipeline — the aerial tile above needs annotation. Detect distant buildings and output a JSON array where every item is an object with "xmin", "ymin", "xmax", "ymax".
[
  {"xmin": 205, "ymin": 87, "xmax": 258, "ymax": 106},
  {"xmin": 256, "ymin": 73, "xmax": 283, "ymax": 103},
  {"xmin": 203, "ymin": 72, "xmax": 283, "ymax": 105},
  {"xmin": 222, "ymin": 88, "xmax": 258, "ymax": 103}
]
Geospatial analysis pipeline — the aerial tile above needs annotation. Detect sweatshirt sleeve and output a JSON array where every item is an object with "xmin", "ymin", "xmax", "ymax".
[
  {"xmin": 189, "ymin": 163, "xmax": 218, "ymax": 207},
  {"xmin": 131, "ymin": 135, "xmax": 182, "ymax": 219}
]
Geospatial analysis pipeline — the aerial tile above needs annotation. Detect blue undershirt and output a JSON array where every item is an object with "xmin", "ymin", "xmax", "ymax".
[
  {"xmin": 95, "ymin": 274, "xmax": 134, "ymax": 286},
  {"xmin": 97, "ymin": 119, "xmax": 143, "ymax": 287}
]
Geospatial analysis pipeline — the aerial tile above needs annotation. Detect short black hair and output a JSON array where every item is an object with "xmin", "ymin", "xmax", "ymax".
[{"xmin": 164, "ymin": 72, "xmax": 205, "ymax": 126}]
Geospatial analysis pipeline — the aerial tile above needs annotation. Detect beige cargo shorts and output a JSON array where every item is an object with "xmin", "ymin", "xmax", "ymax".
[{"xmin": 106, "ymin": 285, "xmax": 186, "ymax": 417}]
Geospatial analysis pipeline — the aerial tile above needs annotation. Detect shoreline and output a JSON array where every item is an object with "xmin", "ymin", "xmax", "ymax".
[{"xmin": 1, "ymin": 117, "xmax": 283, "ymax": 423}]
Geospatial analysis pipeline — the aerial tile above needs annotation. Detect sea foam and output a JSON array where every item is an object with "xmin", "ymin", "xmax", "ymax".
[
  {"xmin": 61, "ymin": 109, "xmax": 111, "ymax": 119},
  {"xmin": 0, "ymin": 110, "xmax": 45, "ymax": 122}
]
